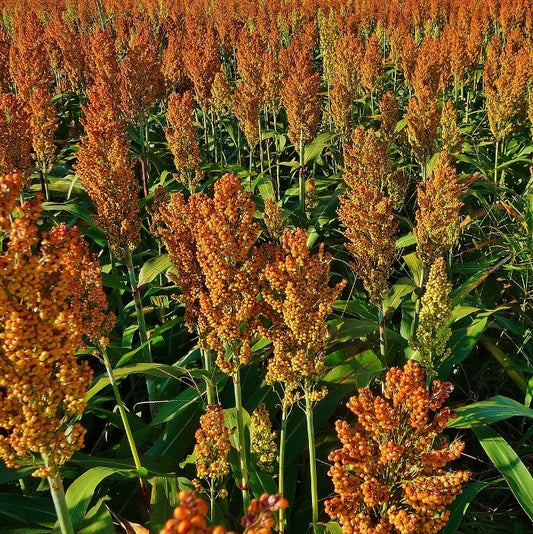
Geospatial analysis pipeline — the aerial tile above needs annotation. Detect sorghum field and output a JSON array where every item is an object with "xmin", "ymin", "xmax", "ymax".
[{"xmin": 0, "ymin": 0, "xmax": 532, "ymax": 533}]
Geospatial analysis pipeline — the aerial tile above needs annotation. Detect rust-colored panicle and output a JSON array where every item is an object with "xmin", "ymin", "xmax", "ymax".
[
  {"xmin": 234, "ymin": 28, "xmax": 264, "ymax": 148},
  {"xmin": 325, "ymin": 360, "xmax": 470, "ymax": 534},
  {"xmin": 0, "ymin": 93, "xmax": 32, "ymax": 181},
  {"xmin": 280, "ymin": 24, "xmax": 321, "ymax": 152},
  {"xmin": 211, "ymin": 69, "xmax": 234, "ymax": 116},
  {"xmin": 151, "ymin": 187, "xmax": 208, "ymax": 334},
  {"xmin": 10, "ymin": 11, "xmax": 58, "ymax": 174},
  {"xmin": 338, "ymin": 181, "xmax": 398, "ymax": 307},
  {"xmin": 360, "ymin": 33, "xmax": 383, "ymax": 94},
  {"xmin": 119, "ymin": 20, "xmax": 165, "ymax": 125},
  {"xmin": 379, "ymin": 91, "xmax": 399, "ymax": 141},
  {"xmin": 165, "ymin": 90, "xmax": 203, "ymax": 192},
  {"xmin": 76, "ymin": 81, "xmax": 141, "ymax": 259},
  {"xmin": 261, "ymin": 228, "xmax": 345, "ymax": 405},
  {"xmin": 86, "ymin": 28, "xmax": 120, "ymax": 94},
  {"xmin": 193, "ymin": 174, "xmax": 262, "ymax": 375},
  {"xmin": 0, "ymin": 173, "xmax": 112, "ymax": 476},
  {"xmin": 342, "ymin": 127, "xmax": 392, "ymax": 190},
  {"xmin": 182, "ymin": 11, "xmax": 221, "ymax": 109},
  {"xmin": 404, "ymin": 86, "xmax": 440, "ymax": 171},
  {"xmin": 330, "ymin": 29, "xmax": 364, "ymax": 135},
  {"xmin": 45, "ymin": 9, "xmax": 87, "ymax": 94},
  {"xmin": 411, "ymin": 35, "xmax": 444, "ymax": 96},
  {"xmin": 9, "ymin": 11, "xmax": 50, "ymax": 104},
  {"xmin": 161, "ymin": 19, "xmax": 191, "ymax": 94},
  {"xmin": 440, "ymin": 100, "xmax": 463, "ymax": 157},
  {"xmin": 484, "ymin": 31, "xmax": 532, "ymax": 141},
  {"xmin": 414, "ymin": 154, "xmax": 464, "ymax": 266},
  {"xmin": 400, "ymin": 34, "xmax": 418, "ymax": 89}
]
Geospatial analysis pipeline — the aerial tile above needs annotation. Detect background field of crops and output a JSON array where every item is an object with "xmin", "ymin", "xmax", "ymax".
[{"xmin": 0, "ymin": 0, "xmax": 532, "ymax": 533}]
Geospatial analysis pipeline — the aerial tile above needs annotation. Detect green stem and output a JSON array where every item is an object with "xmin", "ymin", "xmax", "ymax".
[
  {"xmin": 378, "ymin": 304, "xmax": 387, "ymax": 364},
  {"xmin": 278, "ymin": 403, "xmax": 289, "ymax": 534},
  {"xmin": 100, "ymin": 344, "xmax": 143, "ymax": 471},
  {"xmin": 299, "ymin": 131, "xmax": 305, "ymax": 212},
  {"xmin": 124, "ymin": 250, "xmax": 154, "ymax": 413},
  {"xmin": 200, "ymin": 342, "xmax": 215, "ymax": 406},
  {"xmin": 43, "ymin": 457, "xmax": 74, "ymax": 534},
  {"xmin": 494, "ymin": 138, "xmax": 499, "ymax": 185},
  {"xmin": 232, "ymin": 367, "xmax": 250, "ymax": 510},
  {"xmin": 304, "ymin": 386, "xmax": 318, "ymax": 526}
]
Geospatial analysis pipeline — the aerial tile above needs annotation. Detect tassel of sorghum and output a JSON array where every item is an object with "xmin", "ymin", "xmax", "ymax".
[
  {"xmin": 234, "ymin": 29, "xmax": 264, "ymax": 148},
  {"xmin": 0, "ymin": 173, "xmax": 112, "ymax": 476},
  {"xmin": 261, "ymin": 48, "xmax": 282, "ymax": 114},
  {"xmin": 404, "ymin": 86, "xmax": 440, "ymax": 174},
  {"xmin": 250, "ymin": 404, "xmax": 278, "ymax": 473},
  {"xmin": 86, "ymin": 28, "xmax": 120, "ymax": 94},
  {"xmin": 400, "ymin": 34, "xmax": 418, "ymax": 90},
  {"xmin": 193, "ymin": 174, "xmax": 261, "ymax": 373},
  {"xmin": 166, "ymin": 91, "xmax": 203, "ymax": 193},
  {"xmin": 76, "ymin": 81, "xmax": 141, "ymax": 260},
  {"xmin": 262, "ymin": 228, "xmax": 345, "ymax": 403},
  {"xmin": 150, "ymin": 187, "xmax": 208, "ymax": 335},
  {"xmin": 182, "ymin": 12, "xmax": 221, "ymax": 110},
  {"xmin": 447, "ymin": 26, "xmax": 468, "ymax": 90},
  {"xmin": 484, "ymin": 32, "xmax": 531, "ymax": 141},
  {"xmin": 342, "ymin": 127, "xmax": 392, "ymax": 190},
  {"xmin": 338, "ymin": 182, "xmax": 398, "ymax": 308},
  {"xmin": 211, "ymin": 69, "xmax": 234, "ymax": 116},
  {"xmin": 360, "ymin": 33, "xmax": 383, "ymax": 94},
  {"xmin": 325, "ymin": 360, "xmax": 470, "ymax": 534},
  {"xmin": 240, "ymin": 493, "xmax": 289, "ymax": 534},
  {"xmin": 280, "ymin": 24, "xmax": 321, "ymax": 152},
  {"xmin": 414, "ymin": 155, "xmax": 464, "ymax": 266},
  {"xmin": 413, "ymin": 257, "xmax": 452, "ymax": 380},
  {"xmin": 161, "ymin": 491, "xmax": 288, "ymax": 534},
  {"xmin": 10, "ymin": 12, "xmax": 58, "ymax": 174},
  {"xmin": 46, "ymin": 11, "xmax": 87, "ymax": 94},
  {"xmin": 440, "ymin": 100, "xmax": 463, "ymax": 157},
  {"xmin": 160, "ymin": 491, "xmax": 224, "ymax": 534},
  {"xmin": 119, "ymin": 21, "xmax": 165, "ymax": 125},
  {"xmin": 318, "ymin": 7, "xmax": 338, "ymax": 88},
  {"xmin": 384, "ymin": 169, "xmax": 409, "ymax": 211},
  {"xmin": 0, "ymin": 93, "xmax": 32, "ymax": 181},
  {"xmin": 262, "ymin": 198, "xmax": 285, "ymax": 242},
  {"xmin": 411, "ymin": 36, "xmax": 443, "ymax": 96},
  {"xmin": 193, "ymin": 404, "xmax": 231, "ymax": 492},
  {"xmin": 330, "ymin": 30, "xmax": 364, "ymax": 135},
  {"xmin": 379, "ymin": 91, "xmax": 399, "ymax": 141},
  {"xmin": 161, "ymin": 20, "xmax": 190, "ymax": 94}
]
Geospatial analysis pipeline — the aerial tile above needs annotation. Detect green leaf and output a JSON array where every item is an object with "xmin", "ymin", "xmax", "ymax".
[
  {"xmin": 0, "ymin": 494, "xmax": 56, "ymax": 527},
  {"xmin": 303, "ymin": 132, "xmax": 334, "ymax": 164},
  {"xmin": 149, "ymin": 476, "xmax": 178, "ymax": 533},
  {"xmin": 473, "ymin": 426, "xmax": 533, "ymax": 521},
  {"xmin": 65, "ymin": 467, "xmax": 132, "ymax": 531},
  {"xmin": 86, "ymin": 363, "xmax": 205, "ymax": 400},
  {"xmin": 441, "ymin": 480, "xmax": 496, "ymax": 534},
  {"xmin": 138, "ymin": 254, "xmax": 172, "ymax": 287},
  {"xmin": 323, "ymin": 521, "xmax": 343, "ymax": 534},
  {"xmin": 448, "ymin": 396, "xmax": 533, "ymax": 428},
  {"xmin": 403, "ymin": 252, "xmax": 424, "ymax": 286},
  {"xmin": 78, "ymin": 499, "xmax": 114, "ymax": 534}
]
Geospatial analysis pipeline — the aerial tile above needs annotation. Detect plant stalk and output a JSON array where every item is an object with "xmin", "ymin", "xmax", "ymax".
[
  {"xmin": 200, "ymin": 342, "xmax": 216, "ymax": 405},
  {"xmin": 304, "ymin": 386, "xmax": 318, "ymax": 526},
  {"xmin": 278, "ymin": 403, "xmax": 289, "ymax": 533},
  {"xmin": 299, "ymin": 131, "xmax": 305, "ymax": 212},
  {"xmin": 232, "ymin": 366, "xmax": 250, "ymax": 510},
  {"xmin": 42, "ymin": 456, "xmax": 74, "ymax": 534},
  {"xmin": 378, "ymin": 304, "xmax": 387, "ymax": 364}
]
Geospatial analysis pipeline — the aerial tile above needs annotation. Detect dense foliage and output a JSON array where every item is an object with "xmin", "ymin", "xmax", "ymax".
[{"xmin": 0, "ymin": 1, "xmax": 532, "ymax": 533}]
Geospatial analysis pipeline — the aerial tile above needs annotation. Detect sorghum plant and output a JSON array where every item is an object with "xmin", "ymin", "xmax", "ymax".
[{"xmin": 325, "ymin": 360, "xmax": 470, "ymax": 534}]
